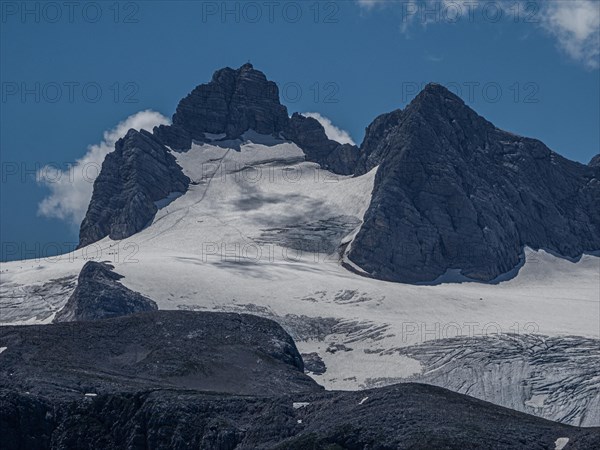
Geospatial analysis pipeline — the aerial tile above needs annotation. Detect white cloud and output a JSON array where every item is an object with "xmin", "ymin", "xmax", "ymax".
[
  {"xmin": 356, "ymin": 0, "xmax": 386, "ymax": 10},
  {"xmin": 425, "ymin": 54, "xmax": 444, "ymax": 62},
  {"xmin": 355, "ymin": 0, "xmax": 600, "ymax": 70},
  {"xmin": 37, "ymin": 110, "xmax": 170, "ymax": 226},
  {"xmin": 301, "ymin": 112, "xmax": 356, "ymax": 145},
  {"xmin": 540, "ymin": 1, "xmax": 600, "ymax": 70}
]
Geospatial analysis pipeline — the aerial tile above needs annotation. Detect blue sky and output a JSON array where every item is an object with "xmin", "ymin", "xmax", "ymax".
[{"xmin": 1, "ymin": 0, "xmax": 599, "ymax": 261}]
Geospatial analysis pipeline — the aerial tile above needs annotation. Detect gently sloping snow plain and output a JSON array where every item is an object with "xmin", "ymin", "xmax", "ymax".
[{"xmin": 1, "ymin": 134, "xmax": 598, "ymax": 426}]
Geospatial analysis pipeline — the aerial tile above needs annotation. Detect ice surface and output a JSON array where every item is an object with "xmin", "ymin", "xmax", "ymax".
[
  {"xmin": 1, "ymin": 134, "xmax": 598, "ymax": 425},
  {"xmin": 293, "ymin": 402, "xmax": 310, "ymax": 409},
  {"xmin": 554, "ymin": 437, "xmax": 569, "ymax": 450}
]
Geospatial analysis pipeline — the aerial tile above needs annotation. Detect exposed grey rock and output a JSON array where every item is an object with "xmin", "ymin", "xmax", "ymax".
[
  {"xmin": 78, "ymin": 67, "xmax": 600, "ymax": 267},
  {"xmin": 283, "ymin": 113, "xmax": 360, "ymax": 175},
  {"xmin": 354, "ymin": 108, "xmax": 405, "ymax": 175},
  {"xmin": 78, "ymin": 65, "xmax": 359, "ymax": 247},
  {"xmin": 152, "ymin": 123, "xmax": 193, "ymax": 151},
  {"xmin": 158, "ymin": 65, "xmax": 359, "ymax": 176},
  {"xmin": 5, "ymin": 386, "xmax": 599, "ymax": 450},
  {"xmin": 170, "ymin": 63, "xmax": 289, "ymax": 144},
  {"xmin": 4, "ymin": 310, "xmax": 311, "ymax": 397},
  {"xmin": 302, "ymin": 352, "xmax": 327, "ymax": 375},
  {"xmin": 78, "ymin": 129, "xmax": 190, "ymax": 247},
  {"xmin": 53, "ymin": 261, "xmax": 157, "ymax": 323},
  {"xmin": 590, "ymin": 154, "xmax": 600, "ymax": 167},
  {"xmin": 326, "ymin": 343, "xmax": 353, "ymax": 354},
  {"xmin": 2, "ymin": 312, "xmax": 598, "ymax": 449},
  {"xmin": 210, "ymin": 298, "xmax": 599, "ymax": 426},
  {"xmin": 349, "ymin": 83, "xmax": 600, "ymax": 283}
]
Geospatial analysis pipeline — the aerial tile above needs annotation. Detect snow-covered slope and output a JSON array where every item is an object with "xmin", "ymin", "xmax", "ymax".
[{"xmin": 1, "ymin": 134, "xmax": 599, "ymax": 426}]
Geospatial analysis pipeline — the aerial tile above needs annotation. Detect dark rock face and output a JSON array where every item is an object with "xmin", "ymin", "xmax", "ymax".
[
  {"xmin": 5, "ymin": 388, "xmax": 600, "ymax": 450},
  {"xmin": 354, "ymin": 109, "xmax": 405, "ymax": 175},
  {"xmin": 78, "ymin": 64, "xmax": 360, "ymax": 247},
  {"xmin": 78, "ymin": 66, "xmax": 599, "ymax": 265},
  {"xmin": 171, "ymin": 63, "xmax": 289, "ymax": 144},
  {"xmin": 4, "ymin": 310, "xmax": 311, "ymax": 397},
  {"xmin": 349, "ymin": 83, "xmax": 600, "ymax": 283},
  {"xmin": 78, "ymin": 129, "xmax": 190, "ymax": 247},
  {"xmin": 152, "ymin": 123, "xmax": 193, "ymax": 151},
  {"xmin": 590, "ymin": 154, "xmax": 600, "ymax": 167},
  {"xmin": 2, "ymin": 312, "xmax": 599, "ymax": 449},
  {"xmin": 159, "ymin": 64, "xmax": 359, "ymax": 176},
  {"xmin": 283, "ymin": 113, "xmax": 360, "ymax": 175},
  {"xmin": 301, "ymin": 352, "xmax": 327, "ymax": 375},
  {"xmin": 53, "ymin": 261, "xmax": 157, "ymax": 323}
]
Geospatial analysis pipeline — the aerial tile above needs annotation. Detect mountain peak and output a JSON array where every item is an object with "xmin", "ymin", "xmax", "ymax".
[
  {"xmin": 355, "ymin": 82, "xmax": 491, "ymax": 175},
  {"xmin": 166, "ymin": 64, "xmax": 288, "ymax": 146},
  {"xmin": 349, "ymin": 80, "xmax": 599, "ymax": 283},
  {"xmin": 422, "ymin": 82, "xmax": 452, "ymax": 93},
  {"xmin": 408, "ymin": 82, "xmax": 467, "ymax": 112}
]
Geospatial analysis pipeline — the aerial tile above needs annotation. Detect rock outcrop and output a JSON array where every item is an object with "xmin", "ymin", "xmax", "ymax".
[
  {"xmin": 348, "ymin": 83, "xmax": 600, "ymax": 283},
  {"xmin": 172, "ymin": 63, "xmax": 289, "ymax": 143},
  {"xmin": 590, "ymin": 154, "xmax": 600, "ymax": 167},
  {"xmin": 78, "ymin": 129, "xmax": 190, "ymax": 247},
  {"xmin": 78, "ymin": 67, "xmax": 600, "ymax": 278},
  {"xmin": 153, "ymin": 64, "xmax": 289, "ymax": 152},
  {"xmin": 157, "ymin": 63, "xmax": 359, "ymax": 176},
  {"xmin": 283, "ymin": 113, "xmax": 359, "ymax": 175},
  {"xmin": 2, "ymin": 311, "xmax": 599, "ymax": 449},
  {"xmin": 10, "ymin": 310, "xmax": 311, "ymax": 396},
  {"xmin": 78, "ymin": 64, "xmax": 361, "ymax": 247},
  {"xmin": 54, "ymin": 261, "xmax": 157, "ymax": 322},
  {"xmin": 153, "ymin": 122, "xmax": 193, "ymax": 151}
]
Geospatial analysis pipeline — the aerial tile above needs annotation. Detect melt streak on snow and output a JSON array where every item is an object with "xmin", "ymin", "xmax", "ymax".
[{"xmin": 1, "ymin": 134, "xmax": 599, "ymax": 426}]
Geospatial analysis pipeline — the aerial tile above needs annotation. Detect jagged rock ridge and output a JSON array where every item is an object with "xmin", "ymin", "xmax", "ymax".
[
  {"xmin": 175, "ymin": 63, "xmax": 288, "ymax": 141},
  {"xmin": 348, "ymin": 83, "xmax": 600, "ymax": 282},
  {"xmin": 283, "ymin": 112, "xmax": 359, "ymax": 175},
  {"xmin": 79, "ymin": 67, "xmax": 599, "ymax": 283},
  {"xmin": 154, "ymin": 63, "xmax": 361, "ymax": 173},
  {"xmin": 79, "ymin": 64, "xmax": 359, "ymax": 247},
  {"xmin": 78, "ymin": 129, "xmax": 190, "ymax": 247}
]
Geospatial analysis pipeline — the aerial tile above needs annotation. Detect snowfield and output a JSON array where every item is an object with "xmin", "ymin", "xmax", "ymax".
[{"xmin": 1, "ymin": 135, "xmax": 599, "ymax": 426}]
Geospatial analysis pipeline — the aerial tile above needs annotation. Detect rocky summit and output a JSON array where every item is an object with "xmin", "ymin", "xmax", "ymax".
[
  {"xmin": 78, "ymin": 65, "xmax": 600, "ymax": 284},
  {"xmin": 79, "ymin": 64, "xmax": 359, "ymax": 247},
  {"xmin": 155, "ymin": 63, "xmax": 288, "ymax": 149},
  {"xmin": 348, "ymin": 83, "xmax": 600, "ymax": 282}
]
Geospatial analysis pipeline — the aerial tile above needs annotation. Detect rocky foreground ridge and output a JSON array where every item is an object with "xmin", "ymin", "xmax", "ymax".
[{"xmin": 2, "ymin": 302, "xmax": 599, "ymax": 449}]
